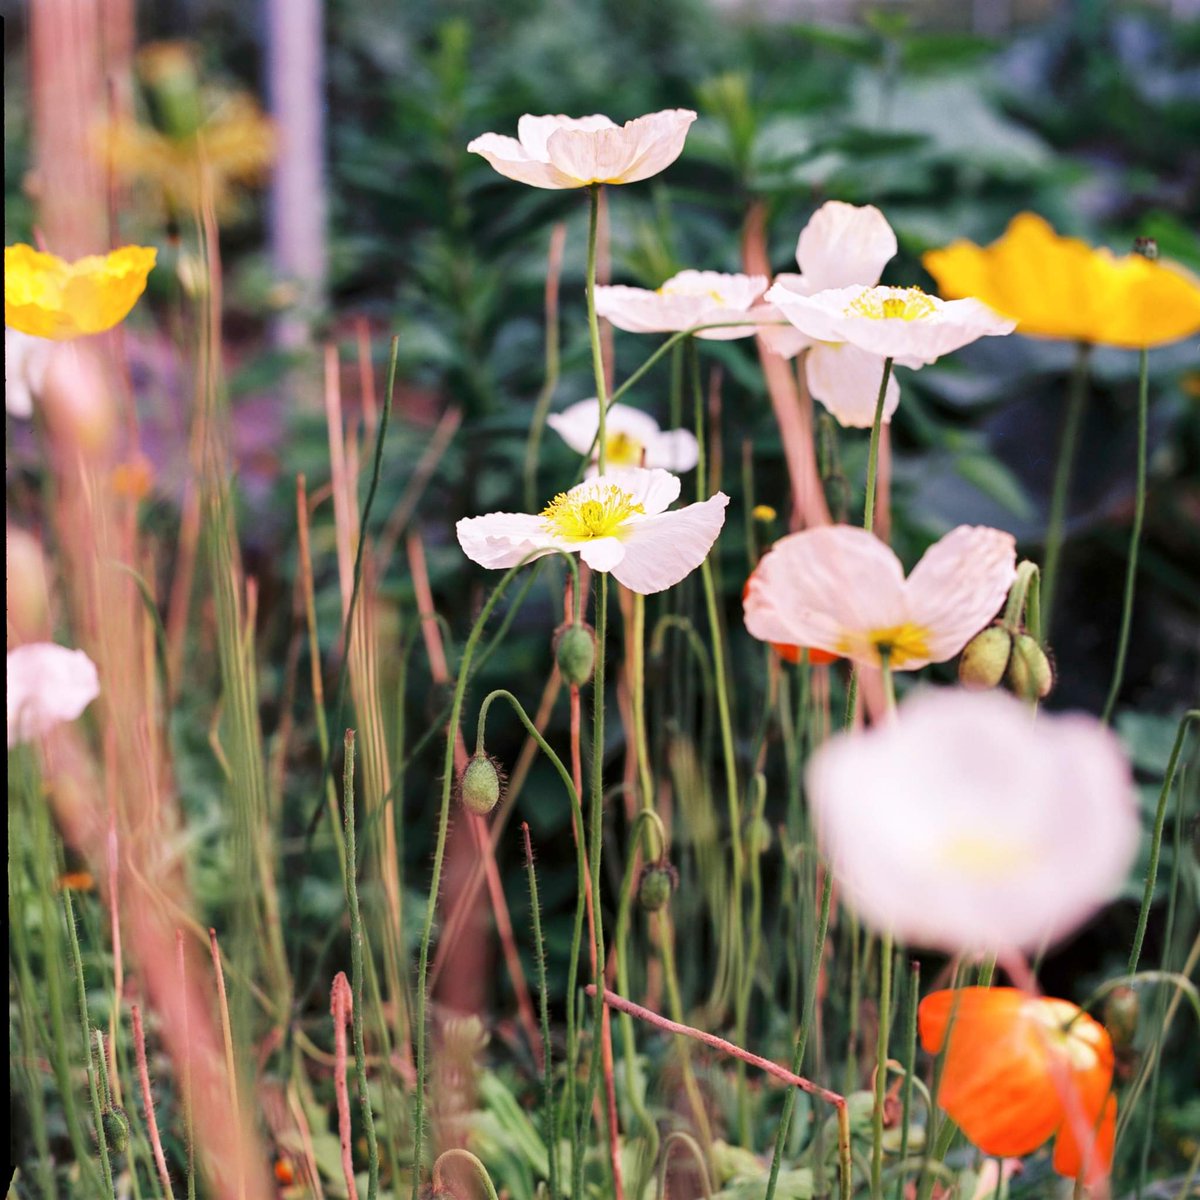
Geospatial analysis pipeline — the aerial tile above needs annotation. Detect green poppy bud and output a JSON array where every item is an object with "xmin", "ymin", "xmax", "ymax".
[
  {"xmin": 1103, "ymin": 985, "xmax": 1139, "ymax": 1051},
  {"xmin": 1006, "ymin": 633, "xmax": 1054, "ymax": 700},
  {"xmin": 554, "ymin": 622, "xmax": 596, "ymax": 687},
  {"xmin": 958, "ymin": 624, "xmax": 1013, "ymax": 690},
  {"xmin": 103, "ymin": 1105, "xmax": 130, "ymax": 1154},
  {"xmin": 459, "ymin": 753, "xmax": 504, "ymax": 816},
  {"xmin": 638, "ymin": 861, "xmax": 678, "ymax": 912},
  {"xmin": 745, "ymin": 815, "xmax": 773, "ymax": 858}
]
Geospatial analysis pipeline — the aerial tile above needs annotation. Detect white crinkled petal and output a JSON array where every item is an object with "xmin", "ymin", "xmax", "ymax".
[
  {"xmin": 596, "ymin": 466, "xmax": 681, "ymax": 516},
  {"xmin": 517, "ymin": 114, "xmax": 616, "ymax": 159},
  {"xmin": 7, "ymin": 643, "xmax": 100, "ymax": 746},
  {"xmin": 645, "ymin": 428, "xmax": 699, "ymax": 473},
  {"xmin": 579, "ymin": 537, "xmax": 626, "ymax": 573},
  {"xmin": 456, "ymin": 512, "xmax": 562, "ymax": 569},
  {"xmin": 547, "ymin": 399, "xmax": 663, "ymax": 456},
  {"xmin": 904, "ymin": 525, "xmax": 1017, "ymax": 662},
  {"xmin": 467, "ymin": 133, "xmax": 581, "ymax": 188},
  {"xmin": 805, "ymin": 688, "xmax": 1139, "ymax": 954},
  {"xmin": 610, "ymin": 493, "xmax": 729, "ymax": 594},
  {"xmin": 761, "ymin": 283, "xmax": 850, "ymax": 343},
  {"xmin": 805, "ymin": 343, "xmax": 901, "ymax": 428},
  {"xmin": 796, "ymin": 201, "xmax": 897, "ymax": 290},
  {"xmin": 751, "ymin": 302, "xmax": 813, "ymax": 359}
]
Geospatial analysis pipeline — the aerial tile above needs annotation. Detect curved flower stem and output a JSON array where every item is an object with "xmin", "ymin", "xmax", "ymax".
[
  {"xmin": 1102, "ymin": 347, "xmax": 1149, "ymax": 724},
  {"xmin": 587, "ymin": 185, "xmax": 609, "ymax": 474},
  {"xmin": 871, "ymin": 931, "xmax": 895, "ymax": 1200},
  {"xmin": 411, "ymin": 551, "xmax": 575, "ymax": 1200},
  {"xmin": 1001, "ymin": 560, "xmax": 1042, "ymax": 639},
  {"xmin": 657, "ymin": 1131, "xmax": 713, "ymax": 1200},
  {"xmin": 342, "ymin": 731, "xmax": 379, "ymax": 1200},
  {"xmin": 433, "ymin": 1148, "xmax": 502, "ymax": 1200},
  {"xmin": 863, "ymin": 358, "xmax": 894, "ymax": 535},
  {"xmin": 1042, "ymin": 341, "xmax": 1091, "ymax": 635},
  {"xmin": 1127, "ymin": 710, "xmax": 1199, "ymax": 975}
]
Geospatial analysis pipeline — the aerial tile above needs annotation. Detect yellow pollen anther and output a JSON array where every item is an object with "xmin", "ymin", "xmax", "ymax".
[
  {"xmin": 541, "ymin": 483, "xmax": 644, "ymax": 541},
  {"xmin": 605, "ymin": 431, "xmax": 645, "ymax": 467},
  {"xmin": 848, "ymin": 286, "xmax": 937, "ymax": 322}
]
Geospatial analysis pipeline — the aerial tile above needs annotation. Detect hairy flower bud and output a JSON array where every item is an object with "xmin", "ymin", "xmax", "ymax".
[
  {"xmin": 103, "ymin": 1105, "xmax": 130, "ymax": 1154},
  {"xmin": 1103, "ymin": 985, "xmax": 1139, "ymax": 1051},
  {"xmin": 459, "ymin": 753, "xmax": 504, "ymax": 816},
  {"xmin": 638, "ymin": 861, "xmax": 679, "ymax": 912},
  {"xmin": 958, "ymin": 624, "xmax": 1013, "ymax": 690},
  {"xmin": 1006, "ymin": 633, "xmax": 1054, "ymax": 700},
  {"xmin": 554, "ymin": 622, "xmax": 596, "ymax": 687}
]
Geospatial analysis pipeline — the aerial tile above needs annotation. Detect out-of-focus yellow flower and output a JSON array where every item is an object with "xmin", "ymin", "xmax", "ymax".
[
  {"xmin": 924, "ymin": 213, "xmax": 1200, "ymax": 349},
  {"xmin": 5, "ymin": 244, "xmax": 157, "ymax": 340},
  {"xmin": 105, "ymin": 93, "xmax": 275, "ymax": 218}
]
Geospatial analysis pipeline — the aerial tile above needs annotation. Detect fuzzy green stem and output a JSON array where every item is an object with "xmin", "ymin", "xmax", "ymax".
[
  {"xmin": 892, "ymin": 962, "xmax": 920, "ymax": 1200},
  {"xmin": 863, "ymin": 359, "xmax": 894, "ymax": 534},
  {"xmin": 1001, "ymin": 560, "xmax": 1042, "ymax": 637},
  {"xmin": 871, "ymin": 932, "xmax": 895, "ymax": 1200},
  {"xmin": 586, "ymin": 184, "xmax": 609, "ymax": 474},
  {"xmin": 1128, "ymin": 710, "xmax": 1199, "ymax": 975},
  {"xmin": 1042, "ymin": 341, "xmax": 1091, "ymax": 634},
  {"xmin": 1102, "ymin": 347, "xmax": 1150, "ymax": 723},
  {"xmin": 342, "ymin": 731, "xmax": 379, "ymax": 1200}
]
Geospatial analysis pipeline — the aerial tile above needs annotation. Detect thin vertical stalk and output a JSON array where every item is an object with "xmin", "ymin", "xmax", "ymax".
[
  {"xmin": 1042, "ymin": 341, "xmax": 1091, "ymax": 633},
  {"xmin": 892, "ymin": 961, "xmax": 920, "ymax": 1200},
  {"xmin": 863, "ymin": 359, "xmax": 894, "ymax": 535},
  {"xmin": 522, "ymin": 823, "xmax": 559, "ymax": 1200},
  {"xmin": 870, "ymin": 931, "xmax": 895, "ymax": 1200},
  {"xmin": 208, "ymin": 928, "xmax": 246, "ymax": 1200},
  {"xmin": 342, "ymin": 731, "xmax": 380, "ymax": 1200},
  {"xmin": 176, "ymin": 931, "xmax": 197, "ymax": 1200},
  {"xmin": 132, "ymin": 1004, "xmax": 176, "ymax": 1200},
  {"xmin": 586, "ymin": 184, "xmax": 609, "ymax": 473},
  {"xmin": 1102, "ymin": 347, "xmax": 1149, "ymax": 723}
]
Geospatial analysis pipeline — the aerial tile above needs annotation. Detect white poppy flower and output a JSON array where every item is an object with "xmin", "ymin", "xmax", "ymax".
[
  {"xmin": 8, "ymin": 642, "xmax": 100, "ymax": 747},
  {"xmin": 456, "ymin": 467, "xmax": 728, "ymax": 595},
  {"xmin": 6, "ymin": 327, "xmax": 55, "ymax": 418},
  {"xmin": 806, "ymin": 687, "xmax": 1139, "ymax": 954},
  {"xmin": 467, "ymin": 110, "xmax": 696, "ymax": 190},
  {"xmin": 743, "ymin": 523, "xmax": 1016, "ymax": 670},
  {"xmin": 595, "ymin": 270, "xmax": 768, "ymax": 340},
  {"xmin": 546, "ymin": 398, "xmax": 699, "ymax": 474},
  {"xmin": 763, "ymin": 282, "xmax": 1016, "ymax": 367},
  {"xmin": 751, "ymin": 201, "xmax": 903, "ymax": 427}
]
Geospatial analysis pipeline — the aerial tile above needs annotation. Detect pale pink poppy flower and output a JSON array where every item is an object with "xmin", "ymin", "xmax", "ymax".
[
  {"xmin": 6, "ymin": 327, "xmax": 55, "ymax": 418},
  {"xmin": 805, "ymin": 687, "xmax": 1139, "ymax": 954},
  {"xmin": 763, "ymin": 281, "xmax": 1016, "ymax": 367},
  {"xmin": 546, "ymin": 398, "xmax": 699, "ymax": 474},
  {"xmin": 467, "ymin": 110, "xmax": 696, "ymax": 190},
  {"xmin": 743, "ymin": 524, "xmax": 1016, "ymax": 670},
  {"xmin": 457, "ymin": 467, "xmax": 727, "ymax": 595},
  {"xmin": 595, "ymin": 270, "xmax": 768, "ymax": 340},
  {"xmin": 751, "ymin": 201, "xmax": 903, "ymax": 427},
  {"xmin": 7, "ymin": 642, "xmax": 100, "ymax": 747}
]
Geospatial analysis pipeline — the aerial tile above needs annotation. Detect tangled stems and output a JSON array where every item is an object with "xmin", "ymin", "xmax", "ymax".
[
  {"xmin": 1101, "ymin": 347, "xmax": 1149, "ymax": 724},
  {"xmin": 586, "ymin": 184, "xmax": 609, "ymax": 473},
  {"xmin": 410, "ymin": 551, "xmax": 579, "ymax": 1200},
  {"xmin": 342, "ymin": 731, "xmax": 380, "ymax": 1200},
  {"xmin": 1042, "ymin": 341, "xmax": 1091, "ymax": 635},
  {"xmin": 863, "ymin": 358, "xmax": 894, "ymax": 535}
]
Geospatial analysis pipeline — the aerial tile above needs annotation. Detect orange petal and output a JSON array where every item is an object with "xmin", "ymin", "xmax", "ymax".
[{"xmin": 1053, "ymin": 1091, "xmax": 1116, "ymax": 1187}]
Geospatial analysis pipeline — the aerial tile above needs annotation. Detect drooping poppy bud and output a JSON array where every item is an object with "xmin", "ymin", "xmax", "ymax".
[
  {"xmin": 1007, "ymin": 633, "xmax": 1054, "ymax": 700},
  {"xmin": 638, "ymin": 860, "xmax": 679, "ymax": 912},
  {"xmin": 554, "ymin": 621, "xmax": 596, "ymax": 687},
  {"xmin": 958, "ymin": 623, "xmax": 1013, "ymax": 690},
  {"xmin": 459, "ymin": 753, "xmax": 504, "ymax": 816}
]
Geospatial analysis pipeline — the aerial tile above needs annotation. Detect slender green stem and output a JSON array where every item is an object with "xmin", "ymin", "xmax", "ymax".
[
  {"xmin": 521, "ymin": 823, "xmax": 559, "ymax": 1200},
  {"xmin": 1102, "ymin": 347, "xmax": 1150, "ymax": 723},
  {"xmin": 871, "ymin": 932, "xmax": 895, "ymax": 1200},
  {"xmin": 586, "ymin": 184, "xmax": 609, "ymax": 474},
  {"xmin": 892, "ymin": 962, "xmax": 920, "ymax": 1200},
  {"xmin": 1128, "ymin": 710, "xmax": 1199, "ymax": 975},
  {"xmin": 64, "ymin": 888, "xmax": 116, "ymax": 1198},
  {"xmin": 523, "ymin": 226, "xmax": 565, "ymax": 511},
  {"xmin": 1042, "ymin": 341, "xmax": 1091, "ymax": 634},
  {"xmin": 763, "ymin": 869, "xmax": 835, "ymax": 1200},
  {"xmin": 1001, "ymin": 560, "xmax": 1042, "ymax": 636},
  {"xmin": 863, "ymin": 358, "xmax": 894, "ymax": 534},
  {"xmin": 632, "ymin": 593, "xmax": 655, "ymax": 814},
  {"xmin": 411, "ymin": 553, "xmax": 564, "ymax": 1200},
  {"xmin": 342, "ymin": 731, "xmax": 379, "ymax": 1200}
]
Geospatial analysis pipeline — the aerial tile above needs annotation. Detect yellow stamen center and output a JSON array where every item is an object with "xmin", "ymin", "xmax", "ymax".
[
  {"xmin": 848, "ymin": 286, "xmax": 937, "ymax": 322},
  {"xmin": 541, "ymin": 483, "xmax": 644, "ymax": 541},
  {"xmin": 605, "ymin": 431, "xmax": 645, "ymax": 467},
  {"xmin": 1024, "ymin": 998, "xmax": 1104, "ymax": 1070},
  {"xmin": 937, "ymin": 835, "xmax": 1026, "ymax": 878},
  {"xmin": 836, "ymin": 621, "xmax": 932, "ymax": 667}
]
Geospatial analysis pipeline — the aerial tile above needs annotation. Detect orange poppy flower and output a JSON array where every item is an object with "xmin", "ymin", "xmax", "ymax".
[
  {"xmin": 741, "ymin": 575, "xmax": 838, "ymax": 666},
  {"xmin": 919, "ymin": 987, "xmax": 1115, "ymax": 1186}
]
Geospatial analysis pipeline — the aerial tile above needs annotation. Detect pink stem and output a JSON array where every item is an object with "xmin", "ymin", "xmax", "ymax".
[
  {"xmin": 330, "ymin": 973, "xmax": 360, "ymax": 1200},
  {"xmin": 131, "ymin": 1003, "xmax": 176, "ymax": 1200}
]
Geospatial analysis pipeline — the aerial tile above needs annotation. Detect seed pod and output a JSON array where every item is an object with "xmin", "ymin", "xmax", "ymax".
[
  {"xmin": 459, "ymin": 753, "xmax": 504, "ymax": 816},
  {"xmin": 1006, "ymin": 633, "xmax": 1054, "ymax": 700},
  {"xmin": 958, "ymin": 624, "xmax": 1013, "ymax": 691},
  {"xmin": 638, "ymin": 861, "xmax": 679, "ymax": 912},
  {"xmin": 554, "ymin": 622, "xmax": 596, "ymax": 687}
]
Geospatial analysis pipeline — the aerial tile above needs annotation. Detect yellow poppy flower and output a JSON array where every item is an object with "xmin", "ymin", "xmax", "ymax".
[
  {"xmin": 5, "ymin": 244, "xmax": 157, "ymax": 341},
  {"xmin": 923, "ymin": 212, "xmax": 1200, "ymax": 349}
]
